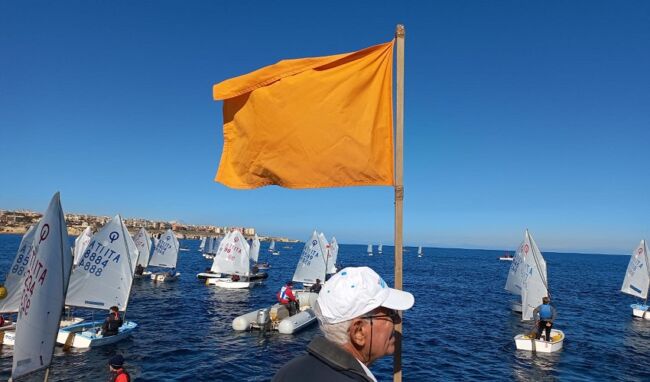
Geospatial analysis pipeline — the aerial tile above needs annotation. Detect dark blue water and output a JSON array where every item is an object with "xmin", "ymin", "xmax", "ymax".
[{"xmin": 0, "ymin": 234, "xmax": 649, "ymax": 381}]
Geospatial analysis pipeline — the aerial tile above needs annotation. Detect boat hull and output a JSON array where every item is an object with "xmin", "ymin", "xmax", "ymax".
[
  {"xmin": 197, "ymin": 272, "xmax": 268, "ymax": 281},
  {"xmin": 151, "ymin": 272, "xmax": 180, "ymax": 282},
  {"xmin": 631, "ymin": 304, "xmax": 650, "ymax": 319},
  {"xmin": 514, "ymin": 329, "xmax": 564, "ymax": 353},
  {"xmin": 56, "ymin": 320, "xmax": 137, "ymax": 348},
  {"xmin": 3, "ymin": 317, "xmax": 84, "ymax": 346},
  {"xmin": 232, "ymin": 291, "xmax": 319, "ymax": 334},
  {"xmin": 499, "ymin": 257, "xmax": 514, "ymax": 261}
]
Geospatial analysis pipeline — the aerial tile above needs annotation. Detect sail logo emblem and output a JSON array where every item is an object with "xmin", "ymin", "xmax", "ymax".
[
  {"xmin": 109, "ymin": 232, "xmax": 120, "ymax": 243},
  {"xmin": 523, "ymin": 244, "xmax": 529, "ymax": 254},
  {"xmin": 39, "ymin": 224, "xmax": 50, "ymax": 244},
  {"xmin": 312, "ymin": 240, "xmax": 317, "ymax": 246}
]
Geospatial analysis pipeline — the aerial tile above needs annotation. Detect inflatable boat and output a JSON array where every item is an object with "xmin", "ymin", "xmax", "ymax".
[{"xmin": 232, "ymin": 291, "xmax": 319, "ymax": 334}]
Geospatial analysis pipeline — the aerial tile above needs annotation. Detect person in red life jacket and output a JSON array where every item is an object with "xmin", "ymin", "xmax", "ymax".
[
  {"xmin": 108, "ymin": 354, "xmax": 130, "ymax": 382},
  {"xmin": 277, "ymin": 281, "xmax": 299, "ymax": 316},
  {"xmin": 101, "ymin": 306, "xmax": 123, "ymax": 337},
  {"xmin": 0, "ymin": 314, "xmax": 5, "ymax": 327},
  {"xmin": 533, "ymin": 296, "xmax": 557, "ymax": 341}
]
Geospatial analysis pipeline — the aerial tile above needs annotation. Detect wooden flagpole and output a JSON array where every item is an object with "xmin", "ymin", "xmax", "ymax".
[{"xmin": 393, "ymin": 23, "xmax": 405, "ymax": 382}]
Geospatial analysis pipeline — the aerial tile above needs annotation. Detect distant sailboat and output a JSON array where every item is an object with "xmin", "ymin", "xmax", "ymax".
[
  {"xmin": 133, "ymin": 227, "xmax": 153, "ymax": 278},
  {"xmin": 512, "ymin": 230, "xmax": 564, "ymax": 352},
  {"xmin": 11, "ymin": 193, "xmax": 73, "ymax": 380},
  {"xmin": 206, "ymin": 230, "xmax": 257, "ymax": 288},
  {"xmin": 149, "ymin": 229, "xmax": 180, "ymax": 282},
  {"xmin": 417, "ymin": 246, "xmax": 423, "ymax": 258},
  {"xmin": 367, "ymin": 244, "xmax": 373, "ymax": 256},
  {"xmin": 73, "ymin": 226, "xmax": 93, "ymax": 266},
  {"xmin": 378, "ymin": 243, "xmax": 383, "ymax": 254},
  {"xmin": 327, "ymin": 236, "xmax": 339, "ymax": 275},
  {"xmin": 269, "ymin": 240, "xmax": 280, "ymax": 256},
  {"xmin": 57, "ymin": 215, "xmax": 140, "ymax": 348},
  {"xmin": 621, "ymin": 240, "xmax": 650, "ymax": 319}
]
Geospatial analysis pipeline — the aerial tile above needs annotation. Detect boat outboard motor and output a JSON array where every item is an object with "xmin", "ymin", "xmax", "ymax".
[{"xmin": 257, "ymin": 308, "xmax": 271, "ymax": 331}]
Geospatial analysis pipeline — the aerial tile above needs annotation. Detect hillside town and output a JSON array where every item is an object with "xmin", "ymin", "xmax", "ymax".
[{"xmin": 0, "ymin": 209, "xmax": 296, "ymax": 242}]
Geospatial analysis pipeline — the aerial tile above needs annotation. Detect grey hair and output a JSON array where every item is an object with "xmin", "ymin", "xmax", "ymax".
[{"xmin": 314, "ymin": 300, "xmax": 352, "ymax": 346}]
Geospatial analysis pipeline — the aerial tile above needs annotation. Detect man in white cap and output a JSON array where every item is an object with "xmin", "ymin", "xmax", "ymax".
[{"xmin": 272, "ymin": 266, "xmax": 414, "ymax": 382}]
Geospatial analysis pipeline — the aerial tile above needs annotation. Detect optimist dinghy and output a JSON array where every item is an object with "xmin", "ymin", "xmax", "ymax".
[
  {"xmin": 514, "ymin": 329, "xmax": 565, "ymax": 353},
  {"xmin": 132, "ymin": 228, "xmax": 153, "ymax": 279},
  {"xmin": 56, "ymin": 215, "xmax": 140, "ymax": 349},
  {"xmin": 367, "ymin": 244, "xmax": 373, "ymax": 256},
  {"xmin": 512, "ymin": 230, "xmax": 563, "ymax": 352},
  {"xmin": 149, "ymin": 229, "xmax": 181, "ymax": 282},
  {"xmin": 233, "ymin": 230, "xmax": 329, "ymax": 334},
  {"xmin": 417, "ymin": 246, "xmax": 423, "ymax": 258},
  {"xmin": 505, "ymin": 230, "xmax": 548, "ymax": 316},
  {"xmin": 621, "ymin": 240, "xmax": 650, "ymax": 319},
  {"xmin": 269, "ymin": 240, "xmax": 280, "ymax": 256},
  {"xmin": 10, "ymin": 193, "xmax": 74, "ymax": 379},
  {"xmin": 205, "ymin": 230, "xmax": 262, "ymax": 289}
]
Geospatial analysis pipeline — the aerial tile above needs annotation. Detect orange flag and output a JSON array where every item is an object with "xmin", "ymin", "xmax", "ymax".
[{"xmin": 213, "ymin": 41, "xmax": 395, "ymax": 189}]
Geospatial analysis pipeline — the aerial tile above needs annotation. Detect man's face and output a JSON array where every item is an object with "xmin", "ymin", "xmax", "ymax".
[{"xmin": 364, "ymin": 307, "xmax": 401, "ymax": 360}]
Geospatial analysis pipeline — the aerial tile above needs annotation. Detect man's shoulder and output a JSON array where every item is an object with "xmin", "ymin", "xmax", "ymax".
[{"xmin": 272, "ymin": 352, "xmax": 366, "ymax": 382}]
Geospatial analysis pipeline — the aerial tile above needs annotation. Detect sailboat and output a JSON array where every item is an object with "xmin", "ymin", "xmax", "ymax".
[
  {"xmin": 621, "ymin": 240, "xmax": 650, "ymax": 319},
  {"xmin": 378, "ymin": 242, "xmax": 383, "ymax": 255},
  {"xmin": 367, "ymin": 244, "xmax": 373, "ymax": 256},
  {"xmin": 56, "ymin": 215, "xmax": 140, "ymax": 348},
  {"xmin": 327, "ymin": 236, "xmax": 339, "ymax": 276},
  {"xmin": 0, "ymin": 225, "xmax": 36, "ymax": 335},
  {"xmin": 11, "ymin": 193, "xmax": 73, "ymax": 380},
  {"xmin": 232, "ymin": 230, "xmax": 323, "ymax": 334},
  {"xmin": 269, "ymin": 240, "xmax": 280, "ymax": 256},
  {"xmin": 149, "ymin": 229, "xmax": 181, "ymax": 282},
  {"xmin": 199, "ymin": 236, "xmax": 206, "ymax": 253},
  {"xmin": 251, "ymin": 234, "xmax": 270, "ymax": 270},
  {"xmin": 133, "ymin": 227, "xmax": 153, "ymax": 278},
  {"xmin": 512, "ymin": 230, "xmax": 564, "ymax": 352},
  {"xmin": 417, "ymin": 246, "xmax": 423, "ymax": 258},
  {"xmin": 73, "ymin": 226, "xmax": 93, "ymax": 266},
  {"xmin": 205, "ymin": 230, "xmax": 253, "ymax": 288}
]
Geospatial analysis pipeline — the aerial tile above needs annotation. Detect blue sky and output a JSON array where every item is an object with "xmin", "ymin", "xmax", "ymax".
[{"xmin": 1, "ymin": 1, "xmax": 649, "ymax": 254}]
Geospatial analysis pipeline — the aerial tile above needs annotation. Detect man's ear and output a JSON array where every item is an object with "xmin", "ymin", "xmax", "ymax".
[{"xmin": 348, "ymin": 319, "xmax": 367, "ymax": 348}]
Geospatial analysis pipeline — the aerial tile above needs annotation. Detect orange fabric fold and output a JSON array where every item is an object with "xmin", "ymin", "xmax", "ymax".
[{"xmin": 213, "ymin": 41, "xmax": 394, "ymax": 189}]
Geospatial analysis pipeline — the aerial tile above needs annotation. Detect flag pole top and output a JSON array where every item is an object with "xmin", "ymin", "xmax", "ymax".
[{"xmin": 396, "ymin": 24, "xmax": 405, "ymax": 38}]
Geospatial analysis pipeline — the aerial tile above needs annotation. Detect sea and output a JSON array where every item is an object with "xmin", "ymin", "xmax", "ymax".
[{"xmin": 0, "ymin": 234, "xmax": 649, "ymax": 381}]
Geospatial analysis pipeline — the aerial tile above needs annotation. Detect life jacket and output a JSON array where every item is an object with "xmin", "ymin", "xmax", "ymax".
[
  {"xmin": 110, "ymin": 368, "xmax": 130, "ymax": 382},
  {"xmin": 539, "ymin": 304, "xmax": 552, "ymax": 320},
  {"xmin": 277, "ymin": 285, "xmax": 291, "ymax": 304},
  {"xmin": 105, "ymin": 313, "xmax": 123, "ymax": 334}
]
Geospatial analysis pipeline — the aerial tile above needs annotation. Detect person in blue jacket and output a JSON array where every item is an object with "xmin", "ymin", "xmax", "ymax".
[{"xmin": 533, "ymin": 296, "xmax": 557, "ymax": 341}]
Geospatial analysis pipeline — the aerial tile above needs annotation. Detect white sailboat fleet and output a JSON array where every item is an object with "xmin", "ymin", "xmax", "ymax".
[
  {"xmin": 233, "ymin": 230, "xmax": 326, "ymax": 334},
  {"xmin": 56, "ymin": 215, "xmax": 140, "ymax": 348},
  {"xmin": 11, "ymin": 193, "xmax": 73, "ymax": 380},
  {"xmin": 621, "ymin": 240, "xmax": 650, "ymax": 319},
  {"xmin": 149, "ymin": 229, "xmax": 181, "ymax": 282},
  {"xmin": 508, "ymin": 230, "xmax": 564, "ymax": 353}
]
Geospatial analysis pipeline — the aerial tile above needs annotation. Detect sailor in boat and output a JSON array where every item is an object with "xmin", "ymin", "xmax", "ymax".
[
  {"xmin": 135, "ymin": 264, "xmax": 144, "ymax": 276},
  {"xmin": 533, "ymin": 296, "xmax": 557, "ymax": 341},
  {"xmin": 101, "ymin": 306, "xmax": 124, "ymax": 337},
  {"xmin": 108, "ymin": 354, "xmax": 131, "ymax": 382},
  {"xmin": 272, "ymin": 267, "xmax": 415, "ymax": 382},
  {"xmin": 167, "ymin": 267, "xmax": 177, "ymax": 278},
  {"xmin": 277, "ymin": 281, "xmax": 299, "ymax": 316},
  {"xmin": 309, "ymin": 279, "xmax": 322, "ymax": 294}
]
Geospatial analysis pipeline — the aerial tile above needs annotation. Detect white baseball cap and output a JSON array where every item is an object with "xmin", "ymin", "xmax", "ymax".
[{"xmin": 316, "ymin": 266, "xmax": 414, "ymax": 324}]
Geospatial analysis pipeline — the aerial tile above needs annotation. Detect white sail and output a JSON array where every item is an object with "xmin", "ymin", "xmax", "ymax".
[
  {"xmin": 211, "ymin": 231, "xmax": 250, "ymax": 276},
  {"xmin": 418, "ymin": 246, "xmax": 423, "ymax": 255},
  {"xmin": 133, "ymin": 228, "xmax": 152, "ymax": 267},
  {"xmin": 520, "ymin": 230, "xmax": 549, "ymax": 321},
  {"xmin": 269, "ymin": 240, "xmax": 276, "ymax": 251},
  {"xmin": 367, "ymin": 244, "xmax": 373, "ymax": 254},
  {"xmin": 378, "ymin": 243, "xmax": 383, "ymax": 253},
  {"xmin": 293, "ymin": 231, "xmax": 327, "ymax": 284},
  {"xmin": 505, "ymin": 237, "xmax": 527, "ymax": 295},
  {"xmin": 0, "ymin": 225, "xmax": 36, "ymax": 313},
  {"xmin": 250, "ymin": 234, "xmax": 260, "ymax": 263},
  {"xmin": 199, "ymin": 237, "xmax": 206, "ymax": 252},
  {"xmin": 65, "ymin": 215, "xmax": 139, "ymax": 311},
  {"xmin": 12, "ymin": 193, "xmax": 73, "ymax": 380},
  {"xmin": 327, "ymin": 237, "xmax": 339, "ymax": 274},
  {"xmin": 73, "ymin": 226, "xmax": 93, "ymax": 266},
  {"xmin": 621, "ymin": 240, "xmax": 650, "ymax": 299},
  {"xmin": 148, "ymin": 229, "xmax": 179, "ymax": 269}
]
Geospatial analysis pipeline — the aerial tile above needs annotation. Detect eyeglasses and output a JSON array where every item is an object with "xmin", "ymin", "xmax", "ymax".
[{"xmin": 362, "ymin": 309, "xmax": 401, "ymax": 324}]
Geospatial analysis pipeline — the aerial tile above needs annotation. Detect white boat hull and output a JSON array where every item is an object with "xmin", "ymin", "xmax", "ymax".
[
  {"xmin": 511, "ymin": 301, "xmax": 523, "ymax": 313},
  {"xmin": 205, "ymin": 278, "xmax": 251, "ymax": 289},
  {"xmin": 151, "ymin": 272, "xmax": 180, "ymax": 282},
  {"xmin": 3, "ymin": 317, "xmax": 84, "ymax": 346},
  {"xmin": 56, "ymin": 320, "xmax": 137, "ymax": 348},
  {"xmin": 499, "ymin": 257, "xmax": 514, "ymax": 261},
  {"xmin": 232, "ymin": 291, "xmax": 319, "ymax": 334},
  {"xmin": 514, "ymin": 329, "xmax": 564, "ymax": 353},
  {"xmin": 631, "ymin": 304, "xmax": 650, "ymax": 319}
]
